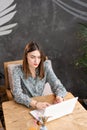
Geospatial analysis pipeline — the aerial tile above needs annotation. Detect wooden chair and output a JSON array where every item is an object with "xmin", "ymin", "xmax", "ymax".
[
  {"xmin": 0, "ymin": 120, "xmax": 4, "ymax": 130},
  {"xmin": 4, "ymin": 60, "xmax": 23, "ymax": 100}
]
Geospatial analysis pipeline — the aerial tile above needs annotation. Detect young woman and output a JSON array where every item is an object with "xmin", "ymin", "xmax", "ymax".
[{"xmin": 12, "ymin": 41, "xmax": 67, "ymax": 109}]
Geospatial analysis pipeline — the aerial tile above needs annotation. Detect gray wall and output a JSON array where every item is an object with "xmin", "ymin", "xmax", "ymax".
[{"xmin": 0, "ymin": 0, "xmax": 87, "ymax": 98}]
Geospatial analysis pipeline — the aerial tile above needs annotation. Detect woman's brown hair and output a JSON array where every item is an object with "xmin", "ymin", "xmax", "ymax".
[{"xmin": 23, "ymin": 41, "xmax": 46, "ymax": 79}]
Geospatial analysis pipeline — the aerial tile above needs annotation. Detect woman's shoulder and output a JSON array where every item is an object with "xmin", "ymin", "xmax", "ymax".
[
  {"xmin": 44, "ymin": 60, "xmax": 52, "ymax": 69},
  {"xmin": 8, "ymin": 64, "xmax": 23, "ymax": 81},
  {"xmin": 11, "ymin": 64, "xmax": 23, "ymax": 74},
  {"xmin": 44, "ymin": 59, "xmax": 51, "ymax": 64}
]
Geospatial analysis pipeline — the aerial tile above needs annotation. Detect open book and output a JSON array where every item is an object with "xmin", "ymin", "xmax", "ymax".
[{"xmin": 30, "ymin": 97, "xmax": 78, "ymax": 122}]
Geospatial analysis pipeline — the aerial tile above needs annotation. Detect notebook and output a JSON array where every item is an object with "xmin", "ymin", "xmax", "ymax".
[{"xmin": 30, "ymin": 97, "xmax": 78, "ymax": 122}]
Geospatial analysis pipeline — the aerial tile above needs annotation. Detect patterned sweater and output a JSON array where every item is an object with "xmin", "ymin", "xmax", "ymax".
[{"xmin": 11, "ymin": 60, "xmax": 67, "ymax": 107}]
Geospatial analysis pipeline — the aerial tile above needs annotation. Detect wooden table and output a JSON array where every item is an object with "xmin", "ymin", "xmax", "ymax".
[{"xmin": 2, "ymin": 92, "xmax": 87, "ymax": 130}]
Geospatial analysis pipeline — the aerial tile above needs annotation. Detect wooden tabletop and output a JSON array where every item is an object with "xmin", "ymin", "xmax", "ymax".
[{"xmin": 2, "ymin": 92, "xmax": 87, "ymax": 130}]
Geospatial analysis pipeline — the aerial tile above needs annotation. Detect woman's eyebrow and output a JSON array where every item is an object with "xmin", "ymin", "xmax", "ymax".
[{"xmin": 30, "ymin": 55, "xmax": 40, "ymax": 57}]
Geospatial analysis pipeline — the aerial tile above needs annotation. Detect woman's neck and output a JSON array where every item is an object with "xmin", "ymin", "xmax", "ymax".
[{"xmin": 29, "ymin": 67, "xmax": 36, "ymax": 78}]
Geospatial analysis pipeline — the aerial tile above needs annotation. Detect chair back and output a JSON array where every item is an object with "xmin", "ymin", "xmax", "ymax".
[{"xmin": 4, "ymin": 60, "xmax": 23, "ymax": 100}]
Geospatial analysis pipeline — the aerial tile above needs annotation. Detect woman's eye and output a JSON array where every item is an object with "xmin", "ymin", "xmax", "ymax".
[
  {"xmin": 31, "ymin": 56, "xmax": 35, "ymax": 59},
  {"xmin": 30, "ymin": 56, "xmax": 34, "ymax": 59}
]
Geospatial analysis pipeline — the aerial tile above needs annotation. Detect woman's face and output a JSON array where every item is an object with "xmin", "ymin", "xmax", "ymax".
[{"xmin": 27, "ymin": 50, "xmax": 41, "ymax": 69}]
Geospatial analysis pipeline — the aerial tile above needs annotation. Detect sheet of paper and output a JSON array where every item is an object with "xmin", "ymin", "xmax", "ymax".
[{"xmin": 30, "ymin": 109, "xmax": 45, "ymax": 121}]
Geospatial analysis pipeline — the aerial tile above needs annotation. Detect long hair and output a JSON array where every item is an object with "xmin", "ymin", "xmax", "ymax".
[{"xmin": 23, "ymin": 41, "xmax": 46, "ymax": 79}]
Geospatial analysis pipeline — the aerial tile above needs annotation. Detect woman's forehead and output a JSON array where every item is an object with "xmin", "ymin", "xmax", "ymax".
[{"xmin": 27, "ymin": 50, "xmax": 41, "ymax": 56}]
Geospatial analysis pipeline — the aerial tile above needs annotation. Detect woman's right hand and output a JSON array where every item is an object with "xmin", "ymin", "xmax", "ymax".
[{"xmin": 36, "ymin": 102, "xmax": 51, "ymax": 110}]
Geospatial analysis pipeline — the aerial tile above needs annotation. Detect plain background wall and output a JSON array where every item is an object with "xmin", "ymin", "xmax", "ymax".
[{"xmin": 0, "ymin": 0, "xmax": 87, "ymax": 98}]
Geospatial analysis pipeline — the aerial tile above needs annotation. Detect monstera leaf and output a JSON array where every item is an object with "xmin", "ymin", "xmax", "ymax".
[{"xmin": 0, "ymin": 0, "xmax": 17, "ymax": 36}]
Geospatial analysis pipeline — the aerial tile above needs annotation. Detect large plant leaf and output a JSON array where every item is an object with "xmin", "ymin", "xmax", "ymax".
[
  {"xmin": 0, "ymin": 0, "xmax": 18, "ymax": 36},
  {"xmin": 0, "ymin": 0, "xmax": 14, "ymax": 12},
  {"xmin": 0, "ymin": 4, "xmax": 17, "ymax": 17}
]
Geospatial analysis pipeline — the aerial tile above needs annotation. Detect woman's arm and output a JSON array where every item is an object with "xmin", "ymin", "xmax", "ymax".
[
  {"xmin": 45, "ymin": 60, "xmax": 67, "ymax": 99},
  {"xmin": 11, "ymin": 66, "xmax": 33, "ymax": 107}
]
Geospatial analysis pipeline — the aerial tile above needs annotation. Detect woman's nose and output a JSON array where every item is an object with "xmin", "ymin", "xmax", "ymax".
[{"xmin": 35, "ymin": 58, "xmax": 38, "ymax": 63}]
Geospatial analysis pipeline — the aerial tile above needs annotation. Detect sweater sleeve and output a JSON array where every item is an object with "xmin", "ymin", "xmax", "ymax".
[
  {"xmin": 11, "ymin": 66, "xmax": 32, "ymax": 107},
  {"xmin": 44, "ymin": 60, "xmax": 67, "ymax": 97}
]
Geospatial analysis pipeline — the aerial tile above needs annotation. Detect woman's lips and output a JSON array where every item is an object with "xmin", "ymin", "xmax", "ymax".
[{"xmin": 34, "ymin": 64, "xmax": 38, "ymax": 66}]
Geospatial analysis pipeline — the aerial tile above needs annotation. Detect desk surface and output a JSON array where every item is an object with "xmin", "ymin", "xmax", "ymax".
[{"xmin": 2, "ymin": 92, "xmax": 87, "ymax": 130}]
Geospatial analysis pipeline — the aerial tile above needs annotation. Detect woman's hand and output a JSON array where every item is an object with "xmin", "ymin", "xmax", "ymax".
[
  {"xmin": 54, "ymin": 96, "xmax": 64, "ymax": 104},
  {"xmin": 30, "ymin": 100, "xmax": 50, "ymax": 110},
  {"xmin": 36, "ymin": 102, "xmax": 51, "ymax": 110}
]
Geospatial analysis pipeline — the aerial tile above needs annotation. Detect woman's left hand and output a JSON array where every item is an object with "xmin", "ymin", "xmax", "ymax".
[{"xmin": 54, "ymin": 96, "xmax": 64, "ymax": 104}]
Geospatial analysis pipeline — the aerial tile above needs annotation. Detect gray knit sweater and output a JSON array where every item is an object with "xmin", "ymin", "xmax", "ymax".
[{"xmin": 11, "ymin": 60, "xmax": 67, "ymax": 107}]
